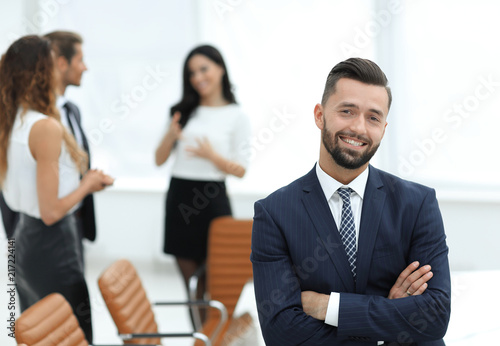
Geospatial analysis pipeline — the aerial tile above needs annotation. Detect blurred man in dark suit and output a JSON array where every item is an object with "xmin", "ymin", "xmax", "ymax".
[{"xmin": 44, "ymin": 31, "xmax": 97, "ymax": 260}]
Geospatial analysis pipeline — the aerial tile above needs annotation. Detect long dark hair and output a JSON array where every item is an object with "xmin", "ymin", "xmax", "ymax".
[
  {"xmin": 171, "ymin": 45, "xmax": 236, "ymax": 127},
  {"xmin": 0, "ymin": 35, "xmax": 87, "ymax": 185}
]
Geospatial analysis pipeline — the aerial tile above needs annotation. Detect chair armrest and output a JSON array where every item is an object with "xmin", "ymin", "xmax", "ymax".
[
  {"xmin": 119, "ymin": 332, "xmax": 211, "ymax": 346},
  {"xmin": 152, "ymin": 299, "xmax": 227, "ymax": 343},
  {"xmin": 188, "ymin": 263, "xmax": 206, "ymax": 330}
]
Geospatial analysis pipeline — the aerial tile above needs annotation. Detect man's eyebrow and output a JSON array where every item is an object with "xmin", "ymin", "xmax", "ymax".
[
  {"xmin": 338, "ymin": 102, "xmax": 384, "ymax": 116},
  {"xmin": 338, "ymin": 102, "xmax": 358, "ymax": 109},
  {"xmin": 369, "ymin": 108, "xmax": 384, "ymax": 117}
]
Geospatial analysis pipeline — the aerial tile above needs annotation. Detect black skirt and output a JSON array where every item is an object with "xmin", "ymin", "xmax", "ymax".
[
  {"xmin": 14, "ymin": 213, "xmax": 93, "ymax": 342},
  {"xmin": 163, "ymin": 177, "xmax": 232, "ymax": 262}
]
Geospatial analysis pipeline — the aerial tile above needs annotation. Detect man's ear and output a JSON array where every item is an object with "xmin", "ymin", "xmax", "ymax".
[
  {"xmin": 56, "ymin": 55, "xmax": 69, "ymax": 72},
  {"xmin": 314, "ymin": 103, "xmax": 325, "ymax": 130}
]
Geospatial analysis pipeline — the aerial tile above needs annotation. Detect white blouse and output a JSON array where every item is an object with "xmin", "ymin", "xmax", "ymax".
[
  {"xmin": 2, "ymin": 110, "xmax": 80, "ymax": 218},
  {"xmin": 170, "ymin": 104, "xmax": 251, "ymax": 181}
]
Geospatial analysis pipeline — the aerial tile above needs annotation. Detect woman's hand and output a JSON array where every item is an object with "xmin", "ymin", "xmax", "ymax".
[
  {"xmin": 32, "ymin": 118, "xmax": 114, "ymax": 225},
  {"xmin": 186, "ymin": 137, "xmax": 246, "ymax": 178},
  {"xmin": 167, "ymin": 111, "xmax": 183, "ymax": 140},
  {"xmin": 185, "ymin": 137, "xmax": 215, "ymax": 159},
  {"xmin": 155, "ymin": 111, "xmax": 182, "ymax": 166},
  {"xmin": 80, "ymin": 169, "xmax": 114, "ymax": 193}
]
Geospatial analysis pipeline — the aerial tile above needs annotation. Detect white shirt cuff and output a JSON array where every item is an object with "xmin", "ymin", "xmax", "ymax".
[
  {"xmin": 324, "ymin": 292, "xmax": 384, "ymax": 345},
  {"xmin": 324, "ymin": 292, "xmax": 340, "ymax": 326}
]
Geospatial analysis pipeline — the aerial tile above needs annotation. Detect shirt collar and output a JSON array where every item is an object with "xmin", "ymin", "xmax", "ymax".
[{"xmin": 315, "ymin": 162, "xmax": 369, "ymax": 200}]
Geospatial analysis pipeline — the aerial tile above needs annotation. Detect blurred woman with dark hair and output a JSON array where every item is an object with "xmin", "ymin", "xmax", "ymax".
[
  {"xmin": 0, "ymin": 35, "xmax": 113, "ymax": 343},
  {"xmin": 155, "ymin": 45, "xmax": 251, "ymax": 318}
]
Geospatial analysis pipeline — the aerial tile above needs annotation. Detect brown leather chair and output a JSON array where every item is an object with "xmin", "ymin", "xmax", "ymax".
[
  {"xmin": 98, "ymin": 259, "xmax": 225, "ymax": 346},
  {"xmin": 189, "ymin": 216, "xmax": 254, "ymax": 346},
  {"xmin": 15, "ymin": 293, "xmax": 88, "ymax": 346}
]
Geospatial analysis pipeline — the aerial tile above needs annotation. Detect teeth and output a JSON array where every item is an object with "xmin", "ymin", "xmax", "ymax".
[{"xmin": 343, "ymin": 138, "xmax": 363, "ymax": 146}]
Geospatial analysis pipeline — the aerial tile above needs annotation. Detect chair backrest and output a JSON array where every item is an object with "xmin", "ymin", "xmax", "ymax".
[
  {"xmin": 15, "ymin": 293, "xmax": 88, "ymax": 346},
  {"xmin": 206, "ymin": 216, "xmax": 253, "ymax": 321},
  {"xmin": 98, "ymin": 259, "xmax": 160, "ymax": 345}
]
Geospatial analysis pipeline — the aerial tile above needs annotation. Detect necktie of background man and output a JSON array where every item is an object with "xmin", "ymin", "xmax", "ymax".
[{"xmin": 63, "ymin": 101, "xmax": 96, "ymax": 242}]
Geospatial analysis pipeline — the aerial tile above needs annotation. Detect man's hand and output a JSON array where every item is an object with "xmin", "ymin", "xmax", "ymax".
[
  {"xmin": 301, "ymin": 291, "xmax": 330, "ymax": 320},
  {"xmin": 388, "ymin": 261, "xmax": 433, "ymax": 299},
  {"xmin": 301, "ymin": 261, "xmax": 432, "ymax": 321}
]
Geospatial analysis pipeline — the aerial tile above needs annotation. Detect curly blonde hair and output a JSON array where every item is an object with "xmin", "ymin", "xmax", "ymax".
[{"xmin": 0, "ymin": 35, "xmax": 87, "ymax": 186}]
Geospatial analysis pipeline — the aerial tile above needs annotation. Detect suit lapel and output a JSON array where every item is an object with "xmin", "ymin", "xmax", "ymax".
[
  {"xmin": 301, "ymin": 167, "xmax": 355, "ymax": 292},
  {"xmin": 67, "ymin": 102, "xmax": 90, "ymax": 153},
  {"xmin": 355, "ymin": 166, "xmax": 386, "ymax": 293},
  {"xmin": 65, "ymin": 101, "xmax": 91, "ymax": 167}
]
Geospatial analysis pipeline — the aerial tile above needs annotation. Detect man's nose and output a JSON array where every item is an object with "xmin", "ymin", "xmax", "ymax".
[{"xmin": 349, "ymin": 114, "xmax": 367, "ymax": 135}]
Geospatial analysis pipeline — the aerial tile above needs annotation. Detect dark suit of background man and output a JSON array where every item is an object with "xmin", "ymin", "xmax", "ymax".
[
  {"xmin": 251, "ymin": 58, "xmax": 451, "ymax": 345},
  {"xmin": 43, "ymin": 31, "xmax": 96, "ymax": 261}
]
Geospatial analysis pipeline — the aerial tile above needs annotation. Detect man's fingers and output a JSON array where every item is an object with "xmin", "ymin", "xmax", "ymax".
[
  {"xmin": 407, "ymin": 271, "xmax": 433, "ymax": 295},
  {"xmin": 404, "ymin": 265, "xmax": 432, "ymax": 288},
  {"xmin": 412, "ymin": 282, "xmax": 428, "ymax": 296},
  {"xmin": 394, "ymin": 261, "xmax": 419, "ymax": 287}
]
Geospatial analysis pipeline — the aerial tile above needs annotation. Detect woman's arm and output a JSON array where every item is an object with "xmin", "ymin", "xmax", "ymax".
[
  {"xmin": 155, "ymin": 111, "xmax": 182, "ymax": 166},
  {"xmin": 30, "ymin": 118, "xmax": 112, "ymax": 225}
]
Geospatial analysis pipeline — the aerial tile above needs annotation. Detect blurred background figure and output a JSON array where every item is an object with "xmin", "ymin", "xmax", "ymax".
[
  {"xmin": 155, "ymin": 44, "xmax": 251, "ymax": 325},
  {"xmin": 0, "ymin": 35, "xmax": 113, "ymax": 343},
  {"xmin": 43, "ymin": 31, "xmax": 96, "ymax": 267}
]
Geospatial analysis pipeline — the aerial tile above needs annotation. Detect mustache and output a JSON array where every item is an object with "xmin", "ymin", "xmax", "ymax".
[{"xmin": 335, "ymin": 131, "xmax": 372, "ymax": 145}]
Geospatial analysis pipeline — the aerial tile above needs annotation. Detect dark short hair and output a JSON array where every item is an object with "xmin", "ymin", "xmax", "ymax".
[
  {"xmin": 321, "ymin": 58, "xmax": 392, "ymax": 110},
  {"xmin": 43, "ymin": 31, "xmax": 83, "ymax": 63}
]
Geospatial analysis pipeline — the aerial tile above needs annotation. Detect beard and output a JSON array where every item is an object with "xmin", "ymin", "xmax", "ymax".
[{"xmin": 322, "ymin": 122, "xmax": 380, "ymax": 170}]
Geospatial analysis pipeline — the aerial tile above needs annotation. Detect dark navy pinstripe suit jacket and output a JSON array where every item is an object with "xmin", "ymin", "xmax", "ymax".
[{"xmin": 251, "ymin": 165, "xmax": 451, "ymax": 345}]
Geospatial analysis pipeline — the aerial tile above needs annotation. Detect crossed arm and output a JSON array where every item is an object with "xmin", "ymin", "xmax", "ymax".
[
  {"xmin": 301, "ymin": 261, "xmax": 434, "ymax": 321},
  {"xmin": 251, "ymin": 189, "xmax": 451, "ymax": 345}
]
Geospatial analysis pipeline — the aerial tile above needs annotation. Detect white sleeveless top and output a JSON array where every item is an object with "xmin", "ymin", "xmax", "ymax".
[{"xmin": 2, "ymin": 110, "xmax": 80, "ymax": 218}]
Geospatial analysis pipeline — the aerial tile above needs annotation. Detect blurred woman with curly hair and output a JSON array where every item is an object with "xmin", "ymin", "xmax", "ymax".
[{"xmin": 0, "ymin": 35, "xmax": 113, "ymax": 343}]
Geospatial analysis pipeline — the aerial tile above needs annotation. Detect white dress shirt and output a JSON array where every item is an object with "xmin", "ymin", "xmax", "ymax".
[{"xmin": 314, "ymin": 162, "xmax": 369, "ymax": 328}]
